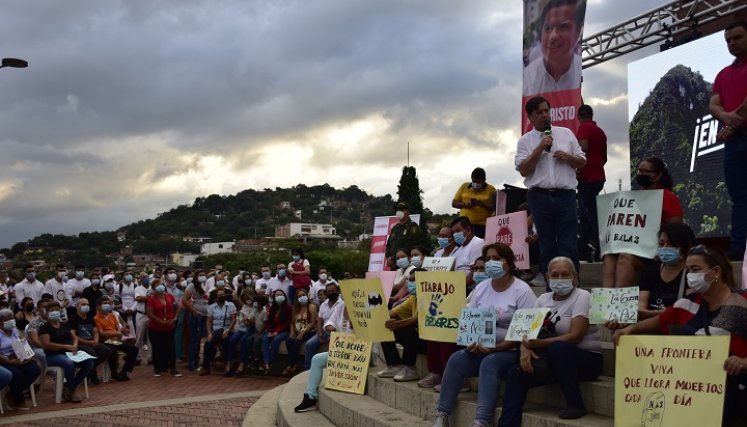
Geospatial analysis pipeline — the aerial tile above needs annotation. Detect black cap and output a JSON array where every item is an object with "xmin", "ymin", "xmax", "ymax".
[{"xmin": 394, "ymin": 201, "xmax": 410, "ymax": 210}]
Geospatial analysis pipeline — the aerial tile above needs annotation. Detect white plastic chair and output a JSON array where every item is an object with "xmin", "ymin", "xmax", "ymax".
[
  {"xmin": 46, "ymin": 366, "xmax": 88, "ymax": 403},
  {"xmin": 0, "ymin": 382, "xmax": 37, "ymax": 413}
]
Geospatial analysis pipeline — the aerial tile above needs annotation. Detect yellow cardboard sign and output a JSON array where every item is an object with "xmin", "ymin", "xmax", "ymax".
[
  {"xmin": 339, "ymin": 279, "xmax": 394, "ymax": 342},
  {"xmin": 324, "ymin": 332, "xmax": 372, "ymax": 395},
  {"xmin": 415, "ymin": 271, "xmax": 466, "ymax": 342},
  {"xmin": 615, "ymin": 335, "xmax": 729, "ymax": 427}
]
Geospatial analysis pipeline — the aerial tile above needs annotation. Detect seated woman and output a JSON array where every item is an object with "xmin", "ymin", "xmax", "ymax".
[
  {"xmin": 224, "ymin": 289, "xmax": 255, "ymax": 376},
  {"xmin": 15, "ymin": 297, "xmax": 35, "ymax": 332},
  {"xmin": 377, "ymin": 268, "xmax": 422, "ymax": 382},
  {"xmin": 199, "ymin": 288, "xmax": 237, "ymax": 375},
  {"xmin": 433, "ymin": 243, "xmax": 537, "ymax": 427},
  {"xmin": 496, "ymin": 257, "xmax": 602, "ymax": 425},
  {"xmin": 260, "ymin": 289, "xmax": 292, "ymax": 374},
  {"xmin": 26, "ymin": 299, "xmax": 50, "ymax": 374},
  {"xmin": 240, "ymin": 295, "xmax": 268, "ymax": 373},
  {"xmin": 39, "ymin": 302, "xmax": 94, "ymax": 403},
  {"xmin": 603, "ymin": 157, "xmax": 683, "ymax": 288},
  {"xmin": 0, "ymin": 308, "xmax": 41, "ymax": 410},
  {"xmin": 283, "ymin": 288, "xmax": 317, "ymax": 376},
  {"xmin": 613, "ymin": 245, "xmax": 747, "ymax": 425},
  {"xmin": 388, "ymin": 248, "xmax": 415, "ymax": 307}
]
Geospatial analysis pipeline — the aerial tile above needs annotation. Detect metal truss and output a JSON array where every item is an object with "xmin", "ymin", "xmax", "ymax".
[{"xmin": 581, "ymin": 0, "xmax": 747, "ymax": 69}]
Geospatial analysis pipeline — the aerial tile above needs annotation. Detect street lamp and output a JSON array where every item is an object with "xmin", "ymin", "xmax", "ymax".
[{"xmin": 0, "ymin": 58, "xmax": 28, "ymax": 69}]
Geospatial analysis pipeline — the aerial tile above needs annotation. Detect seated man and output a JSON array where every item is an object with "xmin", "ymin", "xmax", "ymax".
[
  {"xmin": 69, "ymin": 298, "xmax": 112, "ymax": 385},
  {"xmin": 94, "ymin": 296, "xmax": 139, "ymax": 381}
]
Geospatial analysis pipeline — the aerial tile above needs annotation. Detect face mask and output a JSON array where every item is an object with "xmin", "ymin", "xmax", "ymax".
[
  {"xmin": 407, "ymin": 280, "xmax": 417, "ymax": 295},
  {"xmin": 275, "ymin": 296, "xmax": 286, "ymax": 304},
  {"xmin": 24, "ymin": 304, "xmax": 34, "ymax": 313},
  {"xmin": 102, "ymin": 304, "xmax": 113, "ymax": 313},
  {"xmin": 485, "ymin": 260, "xmax": 506, "ymax": 279},
  {"xmin": 217, "ymin": 296, "xmax": 226, "ymax": 303},
  {"xmin": 326, "ymin": 292, "xmax": 338, "ymax": 302},
  {"xmin": 298, "ymin": 296, "xmax": 309, "ymax": 305},
  {"xmin": 253, "ymin": 302, "xmax": 259, "ymax": 308},
  {"xmin": 319, "ymin": 273, "xmax": 328, "ymax": 281},
  {"xmin": 687, "ymin": 269, "xmax": 714, "ymax": 293},
  {"xmin": 635, "ymin": 174, "xmax": 653, "ymax": 188},
  {"xmin": 471, "ymin": 181, "xmax": 483, "ymax": 190},
  {"xmin": 124, "ymin": 274, "xmax": 133, "ymax": 282},
  {"xmin": 167, "ymin": 273, "xmax": 177, "ymax": 281},
  {"xmin": 57, "ymin": 271, "xmax": 66, "ymax": 280},
  {"xmin": 26, "ymin": 272, "xmax": 36, "ymax": 281},
  {"xmin": 473, "ymin": 271, "xmax": 489, "ymax": 283},
  {"xmin": 395, "ymin": 210, "xmax": 405, "ymax": 220},
  {"xmin": 239, "ymin": 270, "xmax": 246, "ymax": 276},
  {"xmin": 656, "ymin": 247, "xmax": 681, "ymax": 265},
  {"xmin": 216, "ymin": 280, "xmax": 226, "ymax": 288},
  {"xmin": 187, "ymin": 277, "xmax": 193, "ymax": 284},
  {"xmin": 411, "ymin": 256, "xmax": 423, "ymax": 268},
  {"xmin": 437, "ymin": 237, "xmax": 449, "ymax": 249},
  {"xmin": 156, "ymin": 284, "xmax": 166, "ymax": 293},
  {"xmin": 76, "ymin": 271, "xmax": 85, "ymax": 279},
  {"xmin": 549, "ymin": 279, "xmax": 575, "ymax": 296},
  {"xmin": 268, "ymin": 297, "xmax": 274, "ymax": 304},
  {"xmin": 198, "ymin": 275, "xmax": 207, "ymax": 283},
  {"xmin": 453, "ymin": 232, "xmax": 466, "ymax": 246},
  {"xmin": 105, "ymin": 283, "xmax": 114, "ymax": 291},
  {"xmin": 292, "ymin": 255, "xmax": 301, "ymax": 262},
  {"xmin": 48, "ymin": 311, "xmax": 62, "ymax": 322},
  {"xmin": 278, "ymin": 270, "xmax": 286, "ymax": 278},
  {"xmin": 262, "ymin": 272, "xmax": 271, "ymax": 280},
  {"xmin": 396, "ymin": 257, "xmax": 410, "ymax": 269},
  {"xmin": 91, "ymin": 278, "xmax": 101, "ymax": 286},
  {"xmin": 80, "ymin": 305, "xmax": 90, "ymax": 314},
  {"xmin": 2, "ymin": 319, "xmax": 15, "ymax": 331}
]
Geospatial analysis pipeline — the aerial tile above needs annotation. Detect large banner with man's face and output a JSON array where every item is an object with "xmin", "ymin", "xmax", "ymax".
[{"xmin": 522, "ymin": 0, "xmax": 586, "ymax": 133}]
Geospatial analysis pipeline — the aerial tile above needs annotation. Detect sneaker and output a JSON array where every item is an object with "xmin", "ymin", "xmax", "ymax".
[
  {"xmin": 117, "ymin": 372, "xmax": 131, "ymax": 381},
  {"xmin": 69, "ymin": 391, "xmax": 83, "ymax": 403},
  {"xmin": 154, "ymin": 372, "xmax": 162, "ymax": 377},
  {"xmin": 432, "ymin": 412, "xmax": 450, "ymax": 427},
  {"xmin": 294, "ymin": 393, "xmax": 318, "ymax": 412},
  {"xmin": 377, "ymin": 365, "xmax": 402, "ymax": 378},
  {"xmin": 170, "ymin": 370, "xmax": 182, "ymax": 377},
  {"xmin": 559, "ymin": 407, "xmax": 587, "ymax": 419},
  {"xmin": 89, "ymin": 374, "xmax": 101, "ymax": 385},
  {"xmin": 470, "ymin": 421, "xmax": 489, "ymax": 427},
  {"xmin": 433, "ymin": 384, "xmax": 441, "ymax": 393},
  {"xmin": 393, "ymin": 366, "xmax": 419, "ymax": 382},
  {"xmin": 417, "ymin": 372, "xmax": 441, "ymax": 388}
]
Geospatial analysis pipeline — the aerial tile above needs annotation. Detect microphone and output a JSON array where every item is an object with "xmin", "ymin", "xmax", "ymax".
[{"xmin": 543, "ymin": 124, "xmax": 552, "ymax": 153}]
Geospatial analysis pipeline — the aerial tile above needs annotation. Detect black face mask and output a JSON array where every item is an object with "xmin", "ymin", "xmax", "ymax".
[
  {"xmin": 635, "ymin": 174, "xmax": 653, "ymax": 188},
  {"xmin": 217, "ymin": 297, "xmax": 226, "ymax": 303},
  {"xmin": 326, "ymin": 293, "xmax": 339, "ymax": 302}
]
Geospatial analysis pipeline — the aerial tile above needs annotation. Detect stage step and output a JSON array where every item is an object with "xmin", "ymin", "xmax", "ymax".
[
  {"xmin": 277, "ymin": 371, "xmax": 336, "ymax": 427},
  {"xmin": 243, "ymin": 383, "xmax": 284, "ymax": 427}
]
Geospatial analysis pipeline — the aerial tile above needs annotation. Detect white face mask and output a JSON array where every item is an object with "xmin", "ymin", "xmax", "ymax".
[
  {"xmin": 395, "ymin": 210, "xmax": 405, "ymax": 220},
  {"xmin": 687, "ymin": 268, "xmax": 715, "ymax": 293}
]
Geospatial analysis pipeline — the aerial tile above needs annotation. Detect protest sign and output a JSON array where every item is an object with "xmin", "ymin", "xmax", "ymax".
[
  {"xmin": 456, "ymin": 307, "xmax": 497, "ymax": 347},
  {"xmin": 589, "ymin": 287, "xmax": 639, "ymax": 324},
  {"xmin": 367, "ymin": 214, "xmax": 421, "ymax": 272},
  {"xmin": 422, "ymin": 257, "xmax": 455, "ymax": 272},
  {"xmin": 365, "ymin": 271, "xmax": 396, "ymax": 298},
  {"xmin": 616, "ymin": 335, "xmax": 728, "ymax": 427},
  {"xmin": 12, "ymin": 339, "xmax": 34, "ymax": 361},
  {"xmin": 324, "ymin": 332, "xmax": 371, "ymax": 395},
  {"xmin": 339, "ymin": 279, "xmax": 394, "ymax": 342},
  {"xmin": 484, "ymin": 211, "xmax": 530, "ymax": 269},
  {"xmin": 415, "ymin": 271, "xmax": 466, "ymax": 342},
  {"xmin": 505, "ymin": 308, "xmax": 550, "ymax": 342},
  {"xmin": 597, "ymin": 190, "xmax": 662, "ymax": 258}
]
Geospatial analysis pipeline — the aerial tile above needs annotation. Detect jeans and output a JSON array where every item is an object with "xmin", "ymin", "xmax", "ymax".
[
  {"xmin": 381, "ymin": 325, "xmax": 419, "ymax": 367},
  {"xmin": 149, "ymin": 328, "xmax": 176, "ymax": 373},
  {"xmin": 225, "ymin": 329, "xmax": 249, "ymax": 364},
  {"xmin": 104, "ymin": 342, "xmax": 139, "ymax": 374},
  {"xmin": 78, "ymin": 343, "xmax": 111, "ymax": 368},
  {"xmin": 262, "ymin": 331, "xmax": 290, "ymax": 365},
  {"xmin": 497, "ymin": 342, "xmax": 603, "ymax": 427},
  {"xmin": 46, "ymin": 353, "xmax": 94, "ymax": 393},
  {"xmin": 241, "ymin": 333, "xmax": 263, "ymax": 364},
  {"xmin": 202, "ymin": 329, "xmax": 232, "ymax": 370},
  {"xmin": 527, "ymin": 189, "xmax": 580, "ymax": 274},
  {"xmin": 304, "ymin": 331, "xmax": 329, "ymax": 370},
  {"xmin": 0, "ymin": 365, "xmax": 11, "ymax": 389},
  {"xmin": 186, "ymin": 312, "xmax": 206, "ymax": 370},
  {"xmin": 437, "ymin": 349, "xmax": 518, "ymax": 422},
  {"xmin": 286, "ymin": 331, "xmax": 313, "ymax": 368},
  {"xmin": 725, "ymin": 132, "xmax": 747, "ymax": 256},
  {"xmin": 174, "ymin": 310, "xmax": 185, "ymax": 359},
  {"xmin": 305, "ymin": 352, "xmax": 329, "ymax": 399},
  {"xmin": 1, "ymin": 361, "xmax": 41, "ymax": 404},
  {"xmin": 577, "ymin": 180, "xmax": 604, "ymax": 258}
]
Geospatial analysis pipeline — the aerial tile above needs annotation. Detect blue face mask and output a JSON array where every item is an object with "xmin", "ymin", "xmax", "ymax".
[
  {"xmin": 298, "ymin": 296, "xmax": 309, "ymax": 305},
  {"xmin": 485, "ymin": 260, "xmax": 506, "ymax": 279},
  {"xmin": 396, "ymin": 257, "xmax": 410, "ymax": 269},
  {"xmin": 48, "ymin": 311, "xmax": 62, "ymax": 322},
  {"xmin": 453, "ymin": 232, "xmax": 466, "ymax": 246},
  {"xmin": 473, "ymin": 271, "xmax": 489, "ymax": 283},
  {"xmin": 437, "ymin": 237, "xmax": 449, "ymax": 249},
  {"xmin": 156, "ymin": 284, "xmax": 166, "ymax": 293},
  {"xmin": 275, "ymin": 295, "xmax": 286, "ymax": 305},
  {"xmin": 292, "ymin": 255, "xmax": 301, "ymax": 262},
  {"xmin": 26, "ymin": 272, "xmax": 36, "ymax": 281},
  {"xmin": 76, "ymin": 271, "xmax": 85, "ymax": 279},
  {"xmin": 80, "ymin": 305, "xmax": 90, "ymax": 314},
  {"xmin": 102, "ymin": 304, "xmax": 113, "ymax": 313},
  {"xmin": 407, "ymin": 280, "xmax": 417, "ymax": 295},
  {"xmin": 549, "ymin": 279, "xmax": 574, "ymax": 296},
  {"xmin": 657, "ymin": 247, "xmax": 681, "ymax": 265},
  {"xmin": 278, "ymin": 270, "xmax": 287, "ymax": 278},
  {"xmin": 411, "ymin": 257, "xmax": 423, "ymax": 268}
]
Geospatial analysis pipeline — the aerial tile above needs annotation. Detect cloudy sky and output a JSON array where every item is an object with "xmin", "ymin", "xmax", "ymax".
[{"xmin": 0, "ymin": 0, "xmax": 677, "ymax": 247}]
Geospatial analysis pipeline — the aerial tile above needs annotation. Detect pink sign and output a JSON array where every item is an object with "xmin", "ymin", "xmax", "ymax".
[
  {"xmin": 365, "ymin": 271, "xmax": 396, "ymax": 298},
  {"xmin": 484, "ymin": 211, "xmax": 530, "ymax": 269},
  {"xmin": 367, "ymin": 214, "xmax": 421, "ymax": 272}
]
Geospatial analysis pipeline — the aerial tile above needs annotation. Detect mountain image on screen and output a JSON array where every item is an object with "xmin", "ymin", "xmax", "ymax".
[{"xmin": 629, "ymin": 64, "xmax": 729, "ymax": 237}]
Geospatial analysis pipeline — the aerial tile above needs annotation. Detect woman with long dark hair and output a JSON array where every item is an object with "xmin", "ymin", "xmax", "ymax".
[{"xmin": 260, "ymin": 289, "xmax": 292, "ymax": 374}]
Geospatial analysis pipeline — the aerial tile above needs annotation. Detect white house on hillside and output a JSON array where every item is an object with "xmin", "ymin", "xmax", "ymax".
[{"xmin": 200, "ymin": 241, "xmax": 235, "ymax": 255}]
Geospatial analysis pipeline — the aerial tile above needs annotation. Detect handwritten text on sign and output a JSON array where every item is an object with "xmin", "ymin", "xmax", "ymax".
[
  {"xmin": 484, "ymin": 211, "xmax": 530, "ymax": 269},
  {"xmin": 456, "ymin": 307, "xmax": 497, "ymax": 347},
  {"xmin": 324, "ymin": 332, "xmax": 372, "ymax": 395},
  {"xmin": 340, "ymin": 279, "xmax": 394, "ymax": 342},
  {"xmin": 415, "ymin": 271, "xmax": 466, "ymax": 343},
  {"xmin": 615, "ymin": 335, "xmax": 728, "ymax": 427},
  {"xmin": 422, "ymin": 257, "xmax": 455, "ymax": 272},
  {"xmin": 597, "ymin": 190, "xmax": 662, "ymax": 258},
  {"xmin": 589, "ymin": 287, "xmax": 639, "ymax": 325},
  {"xmin": 505, "ymin": 308, "xmax": 550, "ymax": 342}
]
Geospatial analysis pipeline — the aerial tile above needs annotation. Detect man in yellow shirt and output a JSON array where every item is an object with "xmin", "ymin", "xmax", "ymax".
[{"xmin": 452, "ymin": 168, "xmax": 497, "ymax": 238}]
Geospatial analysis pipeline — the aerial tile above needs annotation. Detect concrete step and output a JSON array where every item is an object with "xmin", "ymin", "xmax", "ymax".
[
  {"xmin": 244, "ymin": 383, "xmax": 284, "ymax": 427},
  {"xmin": 318, "ymin": 377, "xmax": 431, "ymax": 427},
  {"xmin": 366, "ymin": 374, "xmax": 613, "ymax": 427},
  {"xmin": 277, "ymin": 371, "xmax": 335, "ymax": 427}
]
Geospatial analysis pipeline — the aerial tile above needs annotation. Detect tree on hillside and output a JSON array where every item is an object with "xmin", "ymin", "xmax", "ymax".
[{"xmin": 396, "ymin": 166, "xmax": 432, "ymax": 249}]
